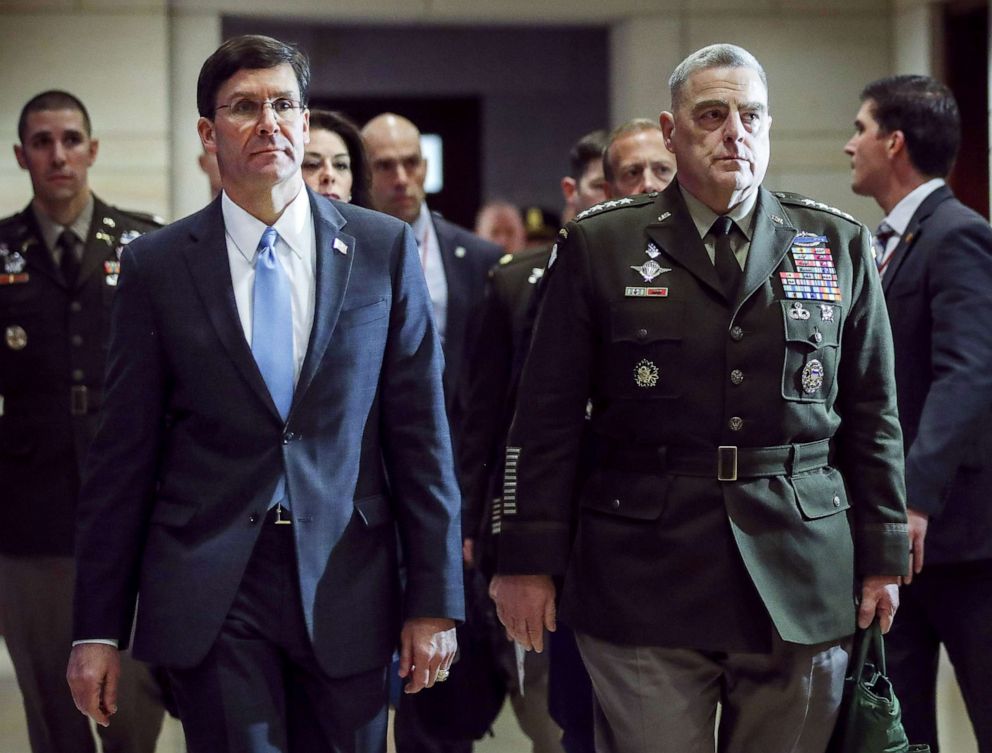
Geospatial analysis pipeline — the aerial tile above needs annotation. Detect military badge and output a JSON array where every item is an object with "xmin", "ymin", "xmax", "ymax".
[
  {"xmin": 634, "ymin": 359, "xmax": 660, "ymax": 388},
  {"xmin": 3, "ymin": 251, "xmax": 26, "ymax": 274},
  {"xmin": 630, "ymin": 260, "xmax": 670, "ymax": 283},
  {"xmin": 95, "ymin": 230, "xmax": 114, "ymax": 247},
  {"xmin": 656, "ymin": 212, "xmax": 671, "ymax": 223},
  {"xmin": 119, "ymin": 229, "xmax": 140, "ymax": 245},
  {"xmin": 811, "ymin": 327, "xmax": 823, "ymax": 344},
  {"xmin": 788, "ymin": 302, "xmax": 811, "ymax": 320},
  {"xmin": 527, "ymin": 267, "xmax": 544, "ymax": 285},
  {"xmin": 102, "ymin": 216, "xmax": 117, "ymax": 228},
  {"xmin": 801, "ymin": 359, "xmax": 825, "ymax": 394},
  {"xmin": 5, "ymin": 325, "xmax": 27, "ymax": 351},
  {"xmin": 645, "ymin": 241, "xmax": 661, "ymax": 259},
  {"xmin": 819, "ymin": 304, "xmax": 835, "ymax": 322},
  {"xmin": 104, "ymin": 260, "xmax": 121, "ymax": 287}
]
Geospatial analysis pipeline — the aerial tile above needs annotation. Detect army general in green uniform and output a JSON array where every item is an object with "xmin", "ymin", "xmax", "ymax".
[{"xmin": 490, "ymin": 44, "xmax": 908, "ymax": 753}]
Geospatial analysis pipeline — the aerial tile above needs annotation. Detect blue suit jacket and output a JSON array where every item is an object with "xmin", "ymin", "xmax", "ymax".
[
  {"xmin": 882, "ymin": 184, "xmax": 992, "ymax": 564},
  {"xmin": 72, "ymin": 190, "xmax": 465, "ymax": 677}
]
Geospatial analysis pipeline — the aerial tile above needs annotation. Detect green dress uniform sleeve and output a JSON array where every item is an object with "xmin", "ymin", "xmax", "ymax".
[{"xmin": 497, "ymin": 229, "xmax": 593, "ymax": 575}]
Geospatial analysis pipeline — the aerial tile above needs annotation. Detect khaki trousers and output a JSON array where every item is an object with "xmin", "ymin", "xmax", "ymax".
[
  {"xmin": 576, "ymin": 630, "xmax": 850, "ymax": 753},
  {"xmin": 0, "ymin": 554, "xmax": 165, "ymax": 753}
]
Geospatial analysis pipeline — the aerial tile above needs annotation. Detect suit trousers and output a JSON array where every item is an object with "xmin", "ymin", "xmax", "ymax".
[
  {"xmin": 884, "ymin": 559, "xmax": 992, "ymax": 753},
  {"xmin": 0, "ymin": 554, "xmax": 164, "ymax": 753},
  {"xmin": 166, "ymin": 510, "xmax": 388, "ymax": 753},
  {"xmin": 575, "ymin": 629, "xmax": 849, "ymax": 753}
]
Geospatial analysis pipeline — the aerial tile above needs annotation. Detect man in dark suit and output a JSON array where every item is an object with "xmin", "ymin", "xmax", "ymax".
[
  {"xmin": 0, "ymin": 90, "xmax": 165, "ymax": 753},
  {"xmin": 361, "ymin": 113, "xmax": 502, "ymax": 439},
  {"xmin": 845, "ymin": 74, "xmax": 992, "ymax": 753},
  {"xmin": 66, "ymin": 35, "xmax": 463, "ymax": 753},
  {"xmin": 362, "ymin": 112, "xmax": 501, "ymax": 753},
  {"xmin": 492, "ymin": 44, "xmax": 908, "ymax": 753}
]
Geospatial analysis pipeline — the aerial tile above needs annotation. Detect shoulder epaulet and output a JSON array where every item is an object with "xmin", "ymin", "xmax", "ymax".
[
  {"xmin": 573, "ymin": 193, "xmax": 655, "ymax": 222},
  {"xmin": 114, "ymin": 207, "xmax": 166, "ymax": 229},
  {"xmin": 773, "ymin": 192, "xmax": 858, "ymax": 224}
]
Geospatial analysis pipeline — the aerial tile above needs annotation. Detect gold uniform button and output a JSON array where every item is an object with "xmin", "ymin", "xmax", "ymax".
[
  {"xmin": 69, "ymin": 301, "xmax": 82, "ymax": 313},
  {"xmin": 730, "ymin": 326, "xmax": 744, "ymax": 342},
  {"xmin": 730, "ymin": 369, "xmax": 744, "ymax": 385},
  {"xmin": 71, "ymin": 334, "xmax": 83, "ymax": 347},
  {"xmin": 833, "ymin": 495, "xmax": 841, "ymax": 508},
  {"xmin": 728, "ymin": 416, "xmax": 744, "ymax": 432},
  {"xmin": 72, "ymin": 369, "xmax": 85, "ymax": 382},
  {"xmin": 611, "ymin": 499, "xmax": 621, "ymax": 510}
]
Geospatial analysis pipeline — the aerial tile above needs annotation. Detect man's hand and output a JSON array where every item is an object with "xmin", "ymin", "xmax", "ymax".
[
  {"xmin": 66, "ymin": 643, "xmax": 121, "ymax": 727},
  {"xmin": 489, "ymin": 574, "xmax": 556, "ymax": 652},
  {"xmin": 858, "ymin": 575, "xmax": 900, "ymax": 633},
  {"xmin": 904, "ymin": 508, "xmax": 929, "ymax": 584},
  {"xmin": 398, "ymin": 617, "xmax": 457, "ymax": 694}
]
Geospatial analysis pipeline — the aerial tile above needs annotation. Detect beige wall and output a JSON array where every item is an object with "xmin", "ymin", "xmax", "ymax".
[{"xmin": 0, "ymin": 2, "xmax": 169, "ymax": 218}]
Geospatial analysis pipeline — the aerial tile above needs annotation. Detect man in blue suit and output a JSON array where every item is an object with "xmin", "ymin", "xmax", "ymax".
[
  {"xmin": 66, "ymin": 34, "xmax": 464, "ymax": 753},
  {"xmin": 845, "ymin": 74, "xmax": 992, "ymax": 752}
]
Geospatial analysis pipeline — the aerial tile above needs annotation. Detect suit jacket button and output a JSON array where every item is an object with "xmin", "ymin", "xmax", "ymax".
[{"xmin": 249, "ymin": 513, "xmax": 260, "ymax": 524}]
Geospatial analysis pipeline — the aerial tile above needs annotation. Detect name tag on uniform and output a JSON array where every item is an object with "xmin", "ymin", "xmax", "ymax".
[{"xmin": 625, "ymin": 286, "xmax": 668, "ymax": 297}]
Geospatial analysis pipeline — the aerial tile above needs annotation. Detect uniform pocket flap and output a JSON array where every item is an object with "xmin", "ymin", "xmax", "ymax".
[
  {"xmin": 580, "ymin": 470, "xmax": 670, "ymax": 520},
  {"xmin": 791, "ymin": 468, "xmax": 850, "ymax": 520},
  {"xmin": 354, "ymin": 493, "xmax": 394, "ymax": 527},
  {"xmin": 149, "ymin": 499, "xmax": 198, "ymax": 527},
  {"xmin": 781, "ymin": 301, "xmax": 842, "ymax": 348},
  {"xmin": 611, "ymin": 300, "xmax": 684, "ymax": 343}
]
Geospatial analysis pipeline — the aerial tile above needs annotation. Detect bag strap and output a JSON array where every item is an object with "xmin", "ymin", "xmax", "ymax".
[{"xmin": 851, "ymin": 617, "xmax": 884, "ymax": 677}]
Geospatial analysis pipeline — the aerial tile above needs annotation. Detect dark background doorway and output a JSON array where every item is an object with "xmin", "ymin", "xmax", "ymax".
[{"xmin": 312, "ymin": 96, "xmax": 482, "ymax": 228}]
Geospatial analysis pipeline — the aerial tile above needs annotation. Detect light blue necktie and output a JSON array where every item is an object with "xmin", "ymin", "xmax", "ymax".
[{"xmin": 251, "ymin": 227, "xmax": 293, "ymax": 509}]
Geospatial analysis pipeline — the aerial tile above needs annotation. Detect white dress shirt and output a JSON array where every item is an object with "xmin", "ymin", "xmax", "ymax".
[
  {"xmin": 411, "ymin": 202, "xmax": 448, "ymax": 344},
  {"xmin": 222, "ymin": 187, "xmax": 317, "ymax": 382},
  {"xmin": 876, "ymin": 178, "xmax": 945, "ymax": 276}
]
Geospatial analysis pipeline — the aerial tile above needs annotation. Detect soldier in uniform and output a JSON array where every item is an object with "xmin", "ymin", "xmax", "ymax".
[
  {"xmin": 0, "ymin": 90, "xmax": 166, "ymax": 753},
  {"xmin": 460, "ymin": 129, "xmax": 608, "ymax": 753},
  {"xmin": 602, "ymin": 119, "xmax": 676, "ymax": 199},
  {"xmin": 491, "ymin": 44, "xmax": 908, "ymax": 753}
]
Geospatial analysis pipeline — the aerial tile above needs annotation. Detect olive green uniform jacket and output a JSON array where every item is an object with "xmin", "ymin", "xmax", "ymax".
[{"xmin": 497, "ymin": 183, "xmax": 908, "ymax": 652}]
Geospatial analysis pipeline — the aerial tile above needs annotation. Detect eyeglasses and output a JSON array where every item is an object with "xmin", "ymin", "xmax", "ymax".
[{"xmin": 214, "ymin": 98, "xmax": 304, "ymax": 123}]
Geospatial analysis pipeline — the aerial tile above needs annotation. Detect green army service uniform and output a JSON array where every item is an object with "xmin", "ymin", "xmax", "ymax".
[
  {"xmin": 497, "ymin": 181, "xmax": 908, "ymax": 654},
  {"xmin": 0, "ymin": 196, "xmax": 166, "ymax": 753}
]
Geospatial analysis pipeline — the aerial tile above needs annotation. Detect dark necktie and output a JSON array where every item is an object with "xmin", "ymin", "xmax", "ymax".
[
  {"xmin": 58, "ymin": 229, "xmax": 80, "ymax": 287},
  {"xmin": 874, "ymin": 221, "xmax": 896, "ymax": 272},
  {"xmin": 711, "ymin": 215, "xmax": 741, "ymax": 300}
]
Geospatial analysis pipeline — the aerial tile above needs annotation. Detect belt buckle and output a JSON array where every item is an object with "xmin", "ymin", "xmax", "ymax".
[
  {"xmin": 717, "ymin": 446, "xmax": 738, "ymax": 482},
  {"xmin": 70, "ymin": 385, "xmax": 88, "ymax": 416}
]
